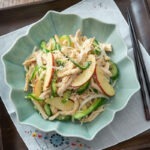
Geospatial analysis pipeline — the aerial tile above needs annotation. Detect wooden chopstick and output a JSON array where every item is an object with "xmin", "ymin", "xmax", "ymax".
[
  {"xmin": 128, "ymin": 9, "xmax": 150, "ymax": 97},
  {"xmin": 127, "ymin": 8, "xmax": 150, "ymax": 120}
]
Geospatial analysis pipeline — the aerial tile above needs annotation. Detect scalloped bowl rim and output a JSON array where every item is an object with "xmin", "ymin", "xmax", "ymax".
[{"xmin": 1, "ymin": 11, "xmax": 140, "ymax": 140}]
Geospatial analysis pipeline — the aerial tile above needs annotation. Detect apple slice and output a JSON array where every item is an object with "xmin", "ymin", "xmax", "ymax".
[
  {"xmin": 43, "ymin": 53, "xmax": 54, "ymax": 91},
  {"xmin": 71, "ymin": 54, "xmax": 96, "ymax": 87},
  {"xmin": 33, "ymin": 79, "xmax": 43, "ymax": 97},
  {"xmin": 95, "ymin": 65, "xmax": 115, "ymax": 96},
  {"xmin": 45, "ymin": 97, "xmax": 74, "ymax": 111}
]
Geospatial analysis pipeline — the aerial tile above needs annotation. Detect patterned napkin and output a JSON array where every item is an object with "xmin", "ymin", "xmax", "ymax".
[{"xmin": 0, "ymin": 0, "xmax": 150, "ymax": 150}]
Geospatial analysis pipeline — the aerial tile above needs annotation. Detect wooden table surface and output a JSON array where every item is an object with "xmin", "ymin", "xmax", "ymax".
[
  {"xmin": 0, "ymin": 0, "xmax": 150, "ymax": 150},
  {"xmin": 0, "ymin": 0, "xmax": 41, "ymax": 8}
]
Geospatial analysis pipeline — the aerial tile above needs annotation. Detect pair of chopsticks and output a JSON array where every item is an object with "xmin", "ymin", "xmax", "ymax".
[{"xmin": 127, "ymin": 8, "xmax": 150, "ymax": 120}]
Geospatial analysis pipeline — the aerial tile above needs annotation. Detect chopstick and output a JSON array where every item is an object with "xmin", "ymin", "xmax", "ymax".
[{"xmin": 127, "ymin": 8, "xmax": 150, "ymax": 120}]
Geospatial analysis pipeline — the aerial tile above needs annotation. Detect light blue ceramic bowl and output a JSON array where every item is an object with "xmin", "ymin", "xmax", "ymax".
[{"xmin": 2, "ymin": 11, "xmax": 140, "ymax": 140}]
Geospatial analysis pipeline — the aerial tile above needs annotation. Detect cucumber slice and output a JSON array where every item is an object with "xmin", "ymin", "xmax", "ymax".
[
  {"xmin": 40, "ymin": 40, "xmax": 46, "ymax": 49},
  {"xmin": 25, "ymin": 93, "xmax": 44, "ymax": 101},
  {"xmin": 77, "ymin": 80, "xmax": 90, "ymax": 94},
  {"xmin": 60, "ymin": 35, "xmax": 71, "ymax": 46},
  {"xmin": 56, "ymin": 43, "xmax": 61, "ymax": 50},
  {"xmin": 62, "ymin": 90, "xmax": 71, "ymax": 103},
  {"xmin": 56, "ymin": 115, "xmax": 71, "ymax": 121},
  {"xmin": 93, "ymin": 39, "xmax": 101, "ymax": 55},
  {"xmin": 73, "ymin": 97, "xmax": 107, "ymax": 120},
  {"xmin": 92, "ymin": 88, "xmax": 98, "ymax": 94},
  {"xmin": 51, "ymin": 79, "xmax": 57, "ymax": 97},
  {"xmin": 30, "ymin": 65, "xmax": 39, "ymax": 81},
  {"xmin": 40, "ymin": 40, "xmax": 50, "ymax": 53},
  {"xmin": 51, "ymin": 73, "xmax": 57, "ymax": 97},
  {"xmin": 56, "ymin": 59, "xmax": 65, "ymax": 67},
  {"xmin": 44, "ymin": 104, "xmax": 52, "ymax": 116},
  {"xmin": 51, "ymin": 37, "xmax": 57, "ymax": 50},
  {"xmin": 109, "ymin": 61, "xmax": 119, "ymax": 80}
]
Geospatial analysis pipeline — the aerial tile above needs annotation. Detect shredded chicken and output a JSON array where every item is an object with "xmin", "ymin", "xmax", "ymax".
[
  {"xmin": 23, "ymin": 29, "xmax": 117, "ymax": 123},
  {"xmin": 54, "ymin": 35, "xmax": 60, "ymax": 43},
  {"xmin": 81, "ymin": 106, "xmax": 105, "ymax": 123},
  {"xmin": 39, "ymin": 89, "xmax": 51, "ymax": 99},
  {"xmin": 101, "ymin": 62, "xmax": 112, "ymax": 77},
  {"xmin": 24, "ymin": 64, "xmax": 35, "ymax": 91},
  {"xmin": 53, "ymin": 50, "xmax": 65, "ymax": 60},
  {"xmin": 57, "ymin": 61, "xmax": 74, "ymax": 77},
  {"xmin": 24, "ymin": 73, "xmax": 30, "ymax": 91},
  {"xmin": 78, "ymin": 38, "xmax": 94, "ymax": 62},
  {"xmin": 91, "ymin": 78, "xmax": 103, "ymax": 93},
  {"xmin": 39, "ymin": 70, "xmax": 46, "ymax": 80},
  {"xmin": 57, "ymin": 75, "xmax": 76, "ymax": 96},
  {"xmin": 51, "ymin": 105, "xmax": 58, "ymax": 114},
  {"xmin": 36, "ymin": 51, "xmax": 43, "ymax": 66},
  {"xmin": 33, "ymin": 100, "xmax": 48, "ymax": 120},
  {"xmin": 57, "ymin": 67, "xmax": 80, "ymax": 78},
  {"xmin": 23, "ymin": 57, "xmax": 36, "ymax": 66},
  {"xmin": 100, "ymin": 43, "xmax": 112, "ymax": 52},
  {"xmin": 104, "ymin": 55, "xmax": 110, "ymax": 61}
]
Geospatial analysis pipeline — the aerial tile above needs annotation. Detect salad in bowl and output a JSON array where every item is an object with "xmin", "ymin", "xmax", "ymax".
[
  {"xmin": 2, "ymin": 11, "xmax": 139, "ymax": 140},
  {"xmin": 23, "ymin": 29, "xmax": 119, "ymax": 123}
]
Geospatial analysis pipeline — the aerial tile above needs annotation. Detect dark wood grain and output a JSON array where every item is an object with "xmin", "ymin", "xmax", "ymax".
[
  {"xmin": 0, "ymin": 0, "xmax": 150, "ymax": 150},
  {"xmin": 0, "ymin": 0, "xmax": 40, "ymax": 8},
  {"xmin": 129, "ymin": 0, "xmax": 150, "ymax": 54},
  {"xmin": 0, "ymin": 101, "xmax": 3, "ymax": 150},
  {"xmin": 115, "ymin": 0, "xmax": 131, "ymax": 20},
  {"xmin": 0, "ymin": 0, "xmax": 81, "ymax": 35},
  {"xmin": 107, "ymin": 131, "xmax": 150, "ymax": 150},
  {"xmin": 108, "ymin": 0, "xmax": 150, "ymax": 149},
  {"xmin": 0, "ymin": 99, "xmax": 27, "ymax": 150}
]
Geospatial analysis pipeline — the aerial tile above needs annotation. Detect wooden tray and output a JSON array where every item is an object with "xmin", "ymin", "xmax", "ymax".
[{"xmin": 0, "ymin": 0, "xmax": 81, "ymax": 35}]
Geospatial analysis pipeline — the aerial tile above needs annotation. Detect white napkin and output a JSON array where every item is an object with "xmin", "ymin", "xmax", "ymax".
[{"xmin": 0, "ymin": 0, "xmax": 150, "ymax": 150}]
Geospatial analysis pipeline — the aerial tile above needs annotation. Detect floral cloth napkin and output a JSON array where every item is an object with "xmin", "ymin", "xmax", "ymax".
[{"xmin": 0, "ymin": 0, "xmax": 150, "ymax": 150}]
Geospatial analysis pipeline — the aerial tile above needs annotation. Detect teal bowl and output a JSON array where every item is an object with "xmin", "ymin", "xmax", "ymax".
[{"xmin": 2, "ymin": 11, "xmax": 140, "ymax": 140}]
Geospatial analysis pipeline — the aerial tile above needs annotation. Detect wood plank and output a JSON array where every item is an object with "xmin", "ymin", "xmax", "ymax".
[{"xmin": 0, "ymin": 0, "xmax": 41, "ymax": 8}]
